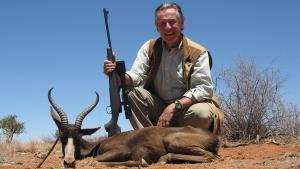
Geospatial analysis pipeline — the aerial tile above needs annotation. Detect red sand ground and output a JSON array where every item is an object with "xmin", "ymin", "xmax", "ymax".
[{"xmin": 1, "ymin": 140, "xmax": 299, "ymax": 169}]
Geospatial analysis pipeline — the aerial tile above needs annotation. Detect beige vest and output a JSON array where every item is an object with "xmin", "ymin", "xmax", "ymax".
[{"xmin": 144, "ymin": 36, "xmax": 224, "ymax": 135}]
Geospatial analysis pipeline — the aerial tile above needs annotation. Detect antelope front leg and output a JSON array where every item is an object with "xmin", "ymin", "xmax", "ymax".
[
  {"xmin": 158, "ymin": 152, "xmax": 217, "ymax": 164},
  {"xmin": 100, "ymin": 159, "xmax": 149, "ymax": 167},
  {"xmin": 96, "ymin": 149, "xmax": 130, "ymax": 162},
  {"xmin": 96, "ymin": 150, "xmax": 149, "ymax": 167}
]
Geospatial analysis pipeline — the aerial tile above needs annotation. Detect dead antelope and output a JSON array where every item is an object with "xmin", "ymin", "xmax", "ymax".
[{"xmin": 48, "ymin": 88, "xmax": 220, "ymax": 168}]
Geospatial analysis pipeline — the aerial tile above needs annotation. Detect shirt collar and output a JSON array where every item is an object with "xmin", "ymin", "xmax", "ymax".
[{"xmin": 161, "ymin": 35, "xmax": 184, "ymax": 51}]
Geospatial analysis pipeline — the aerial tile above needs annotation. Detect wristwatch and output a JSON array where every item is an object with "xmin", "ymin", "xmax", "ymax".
[{"xmin": 174, "ymin": 99, "xmax": 183, "ymax": 111}]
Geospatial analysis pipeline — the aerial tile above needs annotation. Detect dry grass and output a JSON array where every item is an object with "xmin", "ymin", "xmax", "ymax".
[
  {"xmin": 0, "ymin": 140, "xmax": 61, "ymax": 164},
  {"xmin": 0, "ymin": 135, "xmax": 104, "ymax": 164}
]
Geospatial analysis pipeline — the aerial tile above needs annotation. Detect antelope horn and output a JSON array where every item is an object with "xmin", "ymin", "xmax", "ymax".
[
  {"xmin": 48, "ymin": 88, "xmax": 68, "ymax": 129},
  {"xmin": 75, "ymin": 91, "xmax": 99, "ymax": 129}
]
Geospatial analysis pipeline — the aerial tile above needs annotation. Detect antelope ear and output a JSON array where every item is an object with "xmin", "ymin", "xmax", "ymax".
[
  {"xmin": 81, "ymin": 127, "xmax": 101, "ymax": 136},
  {"xmin": 50, "ymin": 106, "xmax": 63, "ymax": 131}
]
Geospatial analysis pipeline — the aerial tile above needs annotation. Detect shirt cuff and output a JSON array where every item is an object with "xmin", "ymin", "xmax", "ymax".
[
  {"xmin": 126, "ymin": 71, "xmax": 141, "ymax": 86},
  {"xmin": 183, "ymin": 90, "xmax": 196, "ymax": 102}
]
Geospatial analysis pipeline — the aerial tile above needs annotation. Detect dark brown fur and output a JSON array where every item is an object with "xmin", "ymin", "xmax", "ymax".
[
  {"xmin": 95, "ymin": 126, "xmax": 220, "ymax": 165},
  {"xmin": 49, "ymin": 88, "xmax": 220, "ymax": 167}
]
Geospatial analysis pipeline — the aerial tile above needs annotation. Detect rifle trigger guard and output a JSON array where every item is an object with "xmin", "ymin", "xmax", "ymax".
[{"xmin": 106, "ymin": 106, "xmax": 112, "ymax": 114}]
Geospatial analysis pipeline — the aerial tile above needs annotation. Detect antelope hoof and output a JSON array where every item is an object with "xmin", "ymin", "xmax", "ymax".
[
  {"xmin": 141, "ymin": 158, "xmax": 150, "ymax": 167},
  {"xmin": 158, "ymin": 153, "xmax": 171, "ymax": 164}
]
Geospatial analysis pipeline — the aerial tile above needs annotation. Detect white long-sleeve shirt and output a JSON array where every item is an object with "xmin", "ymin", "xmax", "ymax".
[{"xmin": 126, "ymin": 40, "xmax": 213, "ymax": 104}]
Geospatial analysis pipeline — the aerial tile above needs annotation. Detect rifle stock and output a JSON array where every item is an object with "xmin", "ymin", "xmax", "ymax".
[
  {"xmin": 104, "ymin": 47, "xmax": 122, "ymax": 137},
  {"xmin": 103, "ymin": 8, "xmax": 131, "ymax": 137}
]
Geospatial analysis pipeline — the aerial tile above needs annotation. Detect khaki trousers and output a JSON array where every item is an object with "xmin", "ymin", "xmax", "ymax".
[{"xmin": 128, "ymin": 87, "xmax": 220, "ymax": 132}]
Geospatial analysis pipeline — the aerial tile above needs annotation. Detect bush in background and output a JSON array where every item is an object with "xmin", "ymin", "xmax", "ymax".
[{"xmin": 215, "ymin": 57, "xmax": 299, "ymax": 141}]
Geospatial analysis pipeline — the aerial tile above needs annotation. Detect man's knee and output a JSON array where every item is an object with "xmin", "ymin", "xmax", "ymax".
[
  {"xmin": 188, "ymin": 103, "xmax": 213, "ymax": 118},
  {"xmin": 128, "ymin": 88, "xmax": 140, "ymax": 101},
  {"xmin": 183, "ymin": 102, "xmax": 214, "ymax": 130},
  {"xmin": 128, "ymin": 87, "xmax": 149, "ymax": 103}
]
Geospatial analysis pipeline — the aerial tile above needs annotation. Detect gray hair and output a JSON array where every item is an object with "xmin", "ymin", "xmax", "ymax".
[{"xmin": 155, "ymin": 2, "xmax": 184, "ymax": 21}]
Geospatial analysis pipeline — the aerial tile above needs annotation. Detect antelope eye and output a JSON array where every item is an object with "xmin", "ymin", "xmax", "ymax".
[
  {"xmin": 60, "ymin": 134, "xmax": 68, "ymax": 144},
  {"xmin": 61, "ymin": 138, "xmax": 67, "ymax": 145},
  {"xmin": 73, "ymin": 137, "xmax": 81, "ymax": 145}
]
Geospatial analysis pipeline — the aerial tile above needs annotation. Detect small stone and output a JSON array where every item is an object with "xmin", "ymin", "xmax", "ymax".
[{"xmin": 1, "ymin": 163, "xmax": 12, "ymax": 166}]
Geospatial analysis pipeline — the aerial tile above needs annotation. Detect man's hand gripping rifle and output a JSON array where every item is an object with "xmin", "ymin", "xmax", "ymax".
[{"xmin": 103, "ymin": 8, "xmax": 131, "ymax": 137}]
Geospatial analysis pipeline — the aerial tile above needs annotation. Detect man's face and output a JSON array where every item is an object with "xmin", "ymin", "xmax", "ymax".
[{"xmin": 155, "ymin": 8, "xmax": 184, "ymax": 48}]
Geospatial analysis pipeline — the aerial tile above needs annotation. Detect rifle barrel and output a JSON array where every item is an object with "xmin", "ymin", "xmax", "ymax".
[{"xmin": 103, "ymin": 8, "xmax": 112, "ymax": 49}]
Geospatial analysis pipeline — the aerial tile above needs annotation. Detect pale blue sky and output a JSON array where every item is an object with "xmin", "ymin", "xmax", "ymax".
[{"xmin": 0, "ymin": 0, "xmax": 299, "ymax": 142}]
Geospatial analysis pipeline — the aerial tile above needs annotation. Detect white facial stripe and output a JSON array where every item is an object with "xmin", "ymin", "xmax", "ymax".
[{"xmin": 64, "ymin": 138, "xmax": 75, "ymax": 164}]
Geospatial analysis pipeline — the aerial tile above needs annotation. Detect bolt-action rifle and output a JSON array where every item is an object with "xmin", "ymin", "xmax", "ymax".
[{"xmin": 103, "ymin": 8, "xmax": 131, "ymax": 137}]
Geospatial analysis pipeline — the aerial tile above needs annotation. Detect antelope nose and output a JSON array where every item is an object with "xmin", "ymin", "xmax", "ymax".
[
  {"xmin": 64, "ymin": 160, "xmax": 76, "ymax": 168},
  {"xmin": 64, "ymin": 155, "xmax": 75, "ymax": 164}
]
